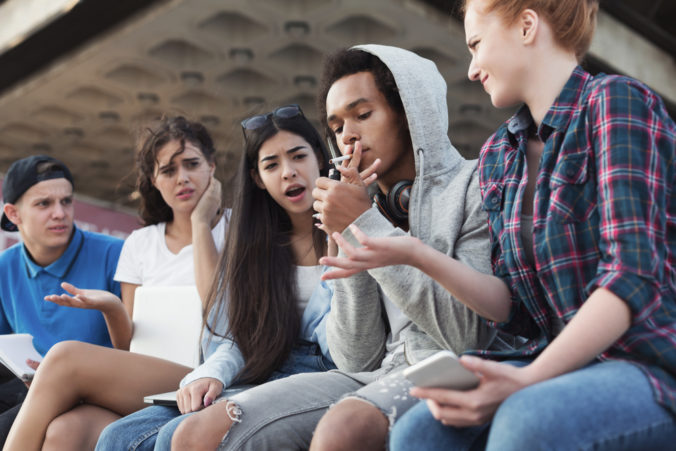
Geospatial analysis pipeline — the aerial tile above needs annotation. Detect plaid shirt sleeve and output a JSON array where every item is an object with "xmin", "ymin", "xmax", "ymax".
[{"xmin": 587, "ymin": 76, "xmax": 675, "ymax": 321}]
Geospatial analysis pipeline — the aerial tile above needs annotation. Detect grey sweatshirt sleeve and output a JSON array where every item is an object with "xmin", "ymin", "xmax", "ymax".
[
  {"xmin": 325, "ymin": 208, "xmax": 389, "ymax": 372},
  {"xmin": 330, "ymin": 178, "xmax": 494, "ymax": 362}
]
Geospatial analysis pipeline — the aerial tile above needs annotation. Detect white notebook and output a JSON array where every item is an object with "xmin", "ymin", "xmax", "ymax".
[
  {"xmin": 130, "ymin": 286, "xmax": 203, "ymax": 369},
  {"xmin": 0, "ymin": 334, "xmax": 43, "ymax": 381}
]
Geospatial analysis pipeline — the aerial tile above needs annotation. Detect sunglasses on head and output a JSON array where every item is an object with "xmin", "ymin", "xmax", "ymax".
[{"xmin": 240, "ymin": 104, "xmax": 304, "ymax": 140}]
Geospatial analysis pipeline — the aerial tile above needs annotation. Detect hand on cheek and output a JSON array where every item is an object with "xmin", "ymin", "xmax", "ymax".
[{"xmin": 191, "ymin": 176, "xmax": 222, "ymax": 225}]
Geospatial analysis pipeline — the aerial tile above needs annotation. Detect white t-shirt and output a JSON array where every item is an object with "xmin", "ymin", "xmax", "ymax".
[
  {"xmin": 114, "ymin": 214, "xmax": 228, "ymax": 286},
  {"xmin": 381, "ymin": 293, "xmax": 410, "ymax": 365},
  {"xmin": 295, "ymin": 265, "xmax": 323, "ymax": 313}
]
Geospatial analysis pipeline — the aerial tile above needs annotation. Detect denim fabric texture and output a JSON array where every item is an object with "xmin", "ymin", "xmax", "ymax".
[
  {"xmin": 390, "ymin": 360, "xmax": 676, "ymax": 451},
  {"xmin": 95, "ymin": 341, "xmax": 335, "ymax": 451}
]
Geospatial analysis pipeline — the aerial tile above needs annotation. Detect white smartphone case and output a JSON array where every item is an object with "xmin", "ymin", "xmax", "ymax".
[{"xmin": 403, "ymin": 350, "xmax": 479, "ymax": 390}]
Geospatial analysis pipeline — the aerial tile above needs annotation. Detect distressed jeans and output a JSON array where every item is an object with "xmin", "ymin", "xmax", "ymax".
[{"xmin": 96, "ymin": 340, "xmax": 334, "ymax": 451}]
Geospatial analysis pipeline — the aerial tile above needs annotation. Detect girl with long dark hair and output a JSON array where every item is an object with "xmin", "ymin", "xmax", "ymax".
[{"xmin": 91, "ymin": 104, "xmax": 359, "ymax": 450}]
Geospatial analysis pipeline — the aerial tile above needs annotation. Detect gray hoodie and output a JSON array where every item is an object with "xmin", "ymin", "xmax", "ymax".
[{"xmin": 326, "ymin": 44, "xmax": 496, "ymax": 373}]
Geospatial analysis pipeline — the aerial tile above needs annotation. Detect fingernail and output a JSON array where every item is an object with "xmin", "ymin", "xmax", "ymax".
[
  {"xmin": 204, "ymin": 396, "xmax": 213, "ymax": 407},
  {"xmin": 460, "ymin": 355, "xmax": 478, "ymax": 364},
  {"xmin": 312, "ymin": 213, "xmax": 321, "ymax": 219}
]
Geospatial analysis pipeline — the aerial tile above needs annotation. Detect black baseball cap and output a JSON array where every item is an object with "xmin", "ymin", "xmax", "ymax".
[{"xmin": 1, "ymin": 155, "xmax": 74, "ymax": 232}]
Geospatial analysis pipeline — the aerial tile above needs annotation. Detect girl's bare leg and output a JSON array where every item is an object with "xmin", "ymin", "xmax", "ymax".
[
  {"xmin": 43, "ymin": 405, "xmax": 120, "ymax": 451},
  {"xmin": 3, "ymin": 341, "xmax": 191, "ymax": 451}
]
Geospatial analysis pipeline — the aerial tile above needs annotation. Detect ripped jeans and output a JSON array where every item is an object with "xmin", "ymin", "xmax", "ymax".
[{"xmin": 95, "ymin": 340, "xmax": 334, "ymax": 451}]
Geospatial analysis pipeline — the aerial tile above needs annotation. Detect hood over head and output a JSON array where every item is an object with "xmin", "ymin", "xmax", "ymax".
[{"xmin": 351, "ymin": 44, "xmax": 463, "ymax": 177}]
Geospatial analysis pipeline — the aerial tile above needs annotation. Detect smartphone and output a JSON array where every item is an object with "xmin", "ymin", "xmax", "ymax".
[{"xmin": 403, "ymin": 351, "xmax": 479, "ymax": 390}]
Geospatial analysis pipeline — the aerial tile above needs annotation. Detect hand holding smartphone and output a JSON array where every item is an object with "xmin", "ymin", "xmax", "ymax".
[{"xmin": 403, "ymin": 350, "xmax": 479, "ymax": 390}]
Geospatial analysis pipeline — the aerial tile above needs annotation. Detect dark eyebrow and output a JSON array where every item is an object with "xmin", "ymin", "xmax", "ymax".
[
  {"xmin": 327, "ymin": 97, "xmax": 369, "ymax": 123},
  {"xmin": 159, "ymin": 155, "xmax": 201, "ymax": 172},
  {"xmin": 158, "ymin": 161, "xmax": 175, "ymax": 172},
  {"xmin": 260, "ymin": 146, "xmax": 307, "ymax": 163},
  {"xmin": 260, "ymin": 154, "xmax": 278, "ymax": 163},
  {"xmin": 33, "ymin": 193, "xmax": 72, "ymax": 204},
  {"xmin": 287, "ymin": 145, "xmax": 306, "ymax": 154}
]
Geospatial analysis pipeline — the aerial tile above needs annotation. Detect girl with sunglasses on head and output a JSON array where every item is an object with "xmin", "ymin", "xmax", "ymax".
[
  {"xmin": 4, "ymin": 115, "xmax": 230, "ymax": 451},
  {"xmin": 320, "ymin": 0, "xmax": 676, "ymax": 449},
  {"xmin": 93, "ymin": 104, "xmax": 373, "ymax": 450}
]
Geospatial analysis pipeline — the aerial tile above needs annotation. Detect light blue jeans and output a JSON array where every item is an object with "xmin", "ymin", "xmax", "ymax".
[
  {"xmin": 390, "ymin": 360, "xmax": 676, "ymax": 451},
  {"xmin": 96, "ymin": 340, "xmax": 334, "ymax": 451}
]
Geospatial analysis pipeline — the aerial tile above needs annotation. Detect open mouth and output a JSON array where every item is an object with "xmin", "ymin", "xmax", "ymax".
[{"xmin": 285, "ymin": 186, "xmax": 305, "ymax": 197}]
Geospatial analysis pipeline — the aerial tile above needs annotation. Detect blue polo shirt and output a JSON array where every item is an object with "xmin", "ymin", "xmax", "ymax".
[{"xmin": 0, "ymin": 227, "xmax": 123, "ymax": 355}]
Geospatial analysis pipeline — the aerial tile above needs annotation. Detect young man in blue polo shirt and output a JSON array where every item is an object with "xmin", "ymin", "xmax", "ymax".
[{"xmin": 0, "ymin": 155, "xmax": 124, "ymax": 445}]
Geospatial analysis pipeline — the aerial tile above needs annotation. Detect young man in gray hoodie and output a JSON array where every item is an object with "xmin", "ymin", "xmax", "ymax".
[{"xmin": 168, "ymin": 44, "xmax": 496, "ymax": 450}]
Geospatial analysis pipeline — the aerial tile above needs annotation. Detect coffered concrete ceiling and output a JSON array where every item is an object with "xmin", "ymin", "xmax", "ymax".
[{"xmin": 0, "ymin": 0, "xmax": 516, "ymax": 208}]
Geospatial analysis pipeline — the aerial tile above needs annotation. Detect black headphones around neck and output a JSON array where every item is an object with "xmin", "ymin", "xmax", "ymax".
[{"xmin": 373, "ymin": 180, "xmax": 412, "ymax": 228}]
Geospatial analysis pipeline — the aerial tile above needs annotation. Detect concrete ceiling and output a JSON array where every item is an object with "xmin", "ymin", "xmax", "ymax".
[{"xmin": 0, "ymin": 0, "xmax": 511, "ymax": 209}]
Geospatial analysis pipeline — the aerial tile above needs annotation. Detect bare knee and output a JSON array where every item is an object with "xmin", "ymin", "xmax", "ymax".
[
  {"xmin": 171, "ymin": 404, "xmax": 234, "ymax": 451},
  {"xmin": 43, "ymin": 411, "xmax": 90, "ymax": 451},
  {"xmin": 43, "ymin": 340, "xmax": 87, "ymax": 364},
  {"xmin": 29, "ymin": 342, "xmax": 89, "ymax": 402},
  {"xmin": 311, "ymin": 399, "xmax": 388, "ymax": 451},
  {"xmin": 37, "ymin": 341, "xmax": 87, "ymax": 380},
  {"xmin": 43, "ymin": 405, "xmax": 119, "ymax": 451}
]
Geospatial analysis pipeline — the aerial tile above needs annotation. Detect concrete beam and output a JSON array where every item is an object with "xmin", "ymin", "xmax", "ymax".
[
  {"xmin": 0, "ymin": 0, "xmax": 81, "ymax": 53},
  {"xmin": 590, "ymin": 11, "xmax": 676, "ymax": 104}
]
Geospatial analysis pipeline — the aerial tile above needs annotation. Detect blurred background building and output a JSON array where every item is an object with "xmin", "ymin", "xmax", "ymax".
[{"xmin": 0, "ymin": 0, "xmax": 674, "ymax": 249}]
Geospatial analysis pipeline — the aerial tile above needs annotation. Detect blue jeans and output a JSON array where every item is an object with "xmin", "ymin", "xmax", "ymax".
[
  {"xmin": 96, "ymin": 341, "xmax": 334, "ymax": 451},
  {"xmin": 390, "ymin": 360, "xmax": 676, "ymax": 451}
]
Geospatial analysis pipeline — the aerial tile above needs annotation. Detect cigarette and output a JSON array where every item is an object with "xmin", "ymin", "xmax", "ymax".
[{"xmin": 329, "ymin": 155, "xmax": 352, "ymax": 165}]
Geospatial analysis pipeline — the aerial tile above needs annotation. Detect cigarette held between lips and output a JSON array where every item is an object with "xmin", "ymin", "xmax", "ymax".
[{"xmin": 329, "ymin": 155, "xmax": 352, "ymax": 165}]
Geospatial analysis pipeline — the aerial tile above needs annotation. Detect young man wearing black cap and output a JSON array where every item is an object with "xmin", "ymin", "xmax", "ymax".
[{"xmin": 0, "ymin": 155, "xmax": 124, "ymax": 444}]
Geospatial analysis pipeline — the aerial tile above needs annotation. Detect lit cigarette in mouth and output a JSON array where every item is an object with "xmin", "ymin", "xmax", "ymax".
[{"xmin": 329, "ymin": 154, "xmax": 352, "ymax": 165}]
